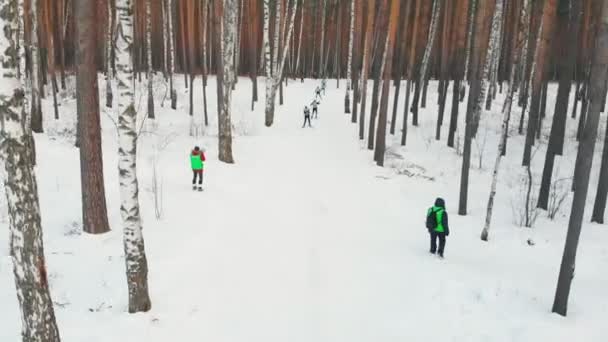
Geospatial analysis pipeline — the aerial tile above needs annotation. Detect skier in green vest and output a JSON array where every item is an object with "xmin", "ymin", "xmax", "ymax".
[
  {"xmin": 426, "ymin": 198, "xmax": 450, "ymax": 258},
  {"xmin": 190, "ymin": 146, "xmax": 206, "ymax": 191}
]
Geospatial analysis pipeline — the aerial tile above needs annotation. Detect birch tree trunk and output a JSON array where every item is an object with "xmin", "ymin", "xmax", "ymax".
[
  {"xmin": 1, "ymin": 0, "xmax": 61, "ymax": 339},
  {"xmin": 318, "ymin": 0, "xmax": 326, "ymax": 78},
  {"xmin": 115, "ymin": 0, "xmax": 152, "ymax": 313},
  {"xmin": 263, "ymin": 0, "xmax": 273, "ymax": 125},
  {"xmin": 458, "ymin": 0, "xmax": 497, "ymax": 215},
  {"xmin": 553, "ymin": 0, "xmax": 608, "ymax": 316},
  {"xmin": 264, "ymin": 0, "xmax": 297, "ymax": 127},
  {"xmin": 481, "ymin": 0, "xmax": 514, "ymax": 242},
  {"xmin": 166, "ymin": 0, "xmax": 177, "ymax": 109},
  {"xmin": 106, "ymin": 0, "xmax": 114, "ymax": 108},
  {"xmin": 418, "ymin": 0, "xmax": 442, "ymax": 95},
  {"xmin": 346, "ymin": 0, "xmax": 354, "ymax": 90},
  {"xmin": 219, "ymin": 0, "xmax": 235, "ymax": 163},
  {"xmin": 146, "ymin": 0, "xmax": 155, "ymax": 119}
]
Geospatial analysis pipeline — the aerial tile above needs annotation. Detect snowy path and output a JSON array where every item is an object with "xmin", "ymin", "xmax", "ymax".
[{"xmin": 1, "ymin": 79, "xmax": 606, "ymax": 342}]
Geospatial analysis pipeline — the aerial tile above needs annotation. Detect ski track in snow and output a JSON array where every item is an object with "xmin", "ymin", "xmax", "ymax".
[{"xmin": 0, "ymin": 77, "xmax": 607, "ymax": 341}]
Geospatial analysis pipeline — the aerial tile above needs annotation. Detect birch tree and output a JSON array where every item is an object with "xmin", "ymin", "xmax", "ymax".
[
  {"xmin": 344, "ymin": 0, "xmax": 354, "ymax": 112},
  {"xmin": 219, "ymin": 0, "xmax": 236, "ymax": 163},
  {"xmin": 145, "ymin": 0, "xmax": 154, "ymax": 119},
  {"xmin": 358, "ymin": 0, "xmax": 376, "ymax": 140},
  {"xmin": 553, "ymin": 0, "xmax": 608, "ymax": 316},
  {"xmin": 115, "ymin": 0, "xmax": 152, "ymax": 313},
  {"xmin": 1, "ymin": 0, "xmax": 61, "ymax": 339},
  {"xmin": 265, "ymin": 0, "xmax": 298, "ymax": 127},
  {"xmin": 166, "ymin": 0, "xmax": 177, "ymax": 109},
  {"xmin": 481, "ymin": 0, "xmax": 512, "ymax": 242},
  {"xmin": 418, "ymin": 0, "xmax": 442, "ymax": 97},
  {"xmin": 458, "ymin": 0, "xmax": 496, "ymax": 215}
]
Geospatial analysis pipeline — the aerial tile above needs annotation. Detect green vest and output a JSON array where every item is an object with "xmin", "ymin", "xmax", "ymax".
[
  {"xmin": 190, "ymin": 154, "xmax": 203, "ymax": 170},
  {"xmin": 428, "ymin": 206, "xmax": 445, "ymax": 232}
]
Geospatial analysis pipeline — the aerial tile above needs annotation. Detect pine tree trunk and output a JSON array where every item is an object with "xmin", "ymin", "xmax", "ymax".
[
  {"xmin": 374, "ymin": 0, "xmax": 402, "ymax": 166},
  {"xmin": 219, "ymin": 0, "xmax": 235, "ymax": 163},
  {"xmin": 75, "ymin": 0, "xmax": 111, "ymax": 235},
  {"xmin": 591, "ymin": 118, "xmax": 608, "ymax": 224},
  {"xmin": 28, "ymin": 0, "xmax": 43, "ymax": 133},
  {"xmin": 389, "ymin": 0, "xmax": 411, "ymax": 135},
  {"xmin": 1, "ymin": 2, "xmax": 62, "ymax": 339},
  {"xmin": 106, "ymin": 0, "xmax": 114, "ymax": 108},
  {"xmin": 553, "ymin": 0, "xmax": 608, "ymax": 316},
  {"xmin": 358, "ymin": 0, "xmax": 376, "ymax": 140},
  {"xmin": 115, "ymin": 0, "xmax": 152, "ymax": 313},
  {"xmin": 202, "ymin": 0, "xmax": 209, "ymax": 125},
  {"xmin": 538, "ymin": 0, "xmax": 581, "ymax": 209},
  {"xmin": 523, "ymin": 0, "xmax": 557, "ymax": 167}
]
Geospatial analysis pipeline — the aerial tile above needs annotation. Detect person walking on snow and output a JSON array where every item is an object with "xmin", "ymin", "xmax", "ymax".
[
  {"xmin": 190, "ymin": 146, "xmax": 206, "ymax": 191},
  {"xmin": 321, "ymin": 79, "xmax": 327, "ymax": 95},
  {"xmin": 426, "ymin": 198, "xmax": 450, "ymax": 258},
  {"xmin": 315, "ymin": 86, "xmax": 322, "ymax": 100},
  {"xmin": 311, "ymin": 100, "xmax": 319, "ymax": 119},
  {"xmin": 303, "ymin": 106, "xmax": 312, "ymax": 128}
]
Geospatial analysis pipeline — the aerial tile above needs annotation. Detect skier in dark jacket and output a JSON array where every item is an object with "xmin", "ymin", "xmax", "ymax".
[
  {"xmin": 315, "ymin": 86, "xmax": 322, "ymax": 100},
  {"xmin": 303, "ymin": 106, "xmax": 312, "ymax": 127},
  {"xmin": 426, "ymin": 198, "xmax": 450, "ymax": 258},
  {"xmin": 311, "ymin": 100, "xmax": 319, "ymax": 119}
]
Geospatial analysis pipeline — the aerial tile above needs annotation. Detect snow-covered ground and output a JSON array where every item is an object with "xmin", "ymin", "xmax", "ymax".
[{"xmin": 1, "ymin": 76, "xmax": 607, "ymax": 341}]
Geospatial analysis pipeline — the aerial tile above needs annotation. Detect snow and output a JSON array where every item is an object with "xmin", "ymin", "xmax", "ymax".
[{"xmin": 1, "ymin": 76, "xmax": 607, "ymax": 341}]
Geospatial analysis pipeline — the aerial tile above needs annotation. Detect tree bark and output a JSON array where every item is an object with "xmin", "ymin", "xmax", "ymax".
[
  {"xmin": 115, "ymin": 0, "xmax": 152, "ymax": 313},
  {"xmin": 458, "ymin": 0, "xmax": 496, "ymax": 216},
  {"xmin": 1, "ymin": 1, "xmax": 61, "ymax": 340},
  {"xmin": 146, "ymin": 0, "xmax": 155, "ymax": 119},
  {"xmin": 358, "ymin": 0, "xmax": 376, "ymax": 140},
  {"xmin": 538, "ymin": 0, "xmax": 582, "ymax": 209},
  {"xmin": 75, "ymin": 0, "xmax": 111, "ymax": 235},
  {"xmin": 591, "ymin": 117, "xmax": 608, "ymax": 223},
  {"xmin": 219, "ymin": 0, "xmax": 235, "ymax": 163},
  {"xmin": 374, "ymin": 0, "xmax": 401, "ymax": 166},
  {"xmin": 553, "ymin": 0, "xmax": 608, "ymax": 316}
]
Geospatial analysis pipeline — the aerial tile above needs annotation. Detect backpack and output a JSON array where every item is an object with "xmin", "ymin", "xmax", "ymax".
[{"xmin": 426, "ymin": 208, "xmax": 438, "ymax": 230}]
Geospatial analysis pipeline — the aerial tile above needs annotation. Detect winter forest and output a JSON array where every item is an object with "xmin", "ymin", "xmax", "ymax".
[{"xmin": 0, "ymin": 0, "xmax": 607, "ymax": 341}]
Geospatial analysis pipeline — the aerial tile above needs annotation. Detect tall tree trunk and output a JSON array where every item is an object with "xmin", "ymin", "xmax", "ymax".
[
  {"xmin": 481, "ymin": 0, "xmax": 516, "ymax": 242},
  {"xmin": 538, "ymin": 0, "xmax": 582, "ymax": 209},
  {"xmin": 389, "ymin": 0, "xmax": 410, "ymax": 135},
  {"xmin": 106, "ymin": 0, "xmax": 114, "ymax": 108},
  {"xmin": 318, "ymin": 0, "xmax": 326, "ymax": 77},
  {"xmin": 146, "ymin": 0, "xmax": 155, "ymax": 119},
  {"xmin": 263, "ymin": 0, "xmax": 273, "ymax": 125},
  {"xmin": 374, "ymin": 0, "xmax": 401, "ymax": 166},
  {"xmin": 1, "ymin": 1, "xmax": 61, "ymax": 340},
  {"xmin": 115, "ymin": 0, "xmax": 152, "ymax": 313},
  {"xmin": 418, "ymin": 0, "xmax": 442, "ymax": 107},
  {"xmin": 591, "ymin": 117, "xmax": 608, "ymax": 223},
  {"xmin": 522, "ymin": 0, "xmax": 557, "ymax": 167},
  {"xmin": 358, "ymin": 0, "xmax": 376, "ymax": 140},
  {"xmin": 29, "ymin": 0, "xmax": 43, "ymax": 133},
  {"xmin": 346, "ymin": 0, "xmax": 354, "ymax": 92},
  {"xmin": 75, "ymin": 0, "xmax": 111, "ymax": 235},
  {"xmin": 458, "ymin": 0, "xmax": 496, "ymax": 216},
  {"xmin": 166, "ymin": 0, "xmax": 177, "ymax": 109},
  {"xmin": 553, "ymin": 0, "xmax": 608, "ymax": 316},
  {"xmin": 219, "ymin": 0, "xmax": 235, "ymax": 163},
  {"xmin": 202, "ymin": 0, "xmax": 209, "ymax": 125}
]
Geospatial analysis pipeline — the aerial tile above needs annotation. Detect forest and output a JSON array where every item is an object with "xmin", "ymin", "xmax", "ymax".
[{"xmin": 1, "ymin": 0, "xmax": 607, "ymax": 341}]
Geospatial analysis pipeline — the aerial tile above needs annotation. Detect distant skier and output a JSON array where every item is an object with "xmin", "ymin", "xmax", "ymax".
[
  {"xmin": 311, "ymin": 100, "xmax": 319, "ymax": 119},
  {"xmin": 190, "ymin": 146, "xmax": 206, "ymax": 191},
  {"xmin": 303, "ymin": 106, "xmax": 312, "ymax": 128},
  {"xmin": 426, "ymin": 197, "xmax": 450, "ymax": 258},
  {"xmin": 321, "ymin": 79, "xmax": 327, "ymax": 95},
  {"xmin": 315, "ymin": 86, "xmax": 322, "ymax": 100}
]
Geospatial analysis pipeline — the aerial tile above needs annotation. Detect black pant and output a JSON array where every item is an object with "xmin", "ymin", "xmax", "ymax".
[
  {"xmin": 192, "ymin": 170, "xmax": 203, "ymax": 185},
  {"xmin": 312, "ymin": 108, "xmax": 318, "ymax": 118},
  {"xmin": 430, "ymin": 231, "xmax": 446, "ymax": 256},
  {"xmin": 303, "ymin": 115, "xmax": 311, "ymax": 127}
]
